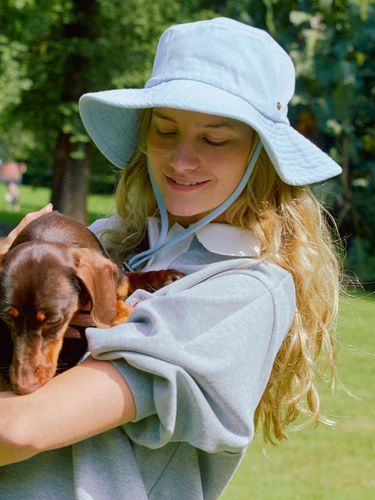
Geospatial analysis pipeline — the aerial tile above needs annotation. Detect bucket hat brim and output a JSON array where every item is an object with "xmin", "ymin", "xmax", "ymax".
[{"xmin": 79, "ymin": 79, "xmax": 342, "ymax": 186}]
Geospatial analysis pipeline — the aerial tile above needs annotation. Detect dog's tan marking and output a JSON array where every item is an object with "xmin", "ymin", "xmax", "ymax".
[
  {"xmin": 117, "ymin": 280, "xmax": 130, "ymax": 299},
  {"xmin": 9, "ymin": 307, "xmax": 19, "ymax": 318},
  {"xmin": 113, "ymin": 300, "xmax": 133, "ymax": 325},
  {"xmin": 36, "ymin": 311, "xmax": 46, "ymax": 321}
]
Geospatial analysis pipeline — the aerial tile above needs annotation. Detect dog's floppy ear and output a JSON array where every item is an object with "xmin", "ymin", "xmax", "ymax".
[
  {"xmin": 72, "ymin": 248, "xmax": 129, "ymax": 328},
  {"xmin": 0, "ymin": 253, "xmax": 6, "ymax": 281}
]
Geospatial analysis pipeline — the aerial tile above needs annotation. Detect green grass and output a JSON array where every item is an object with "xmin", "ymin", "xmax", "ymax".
[
  {"xmin": 222, "ymin": 293, "xmax": 375, "ymax": 500},
  {"xmin": 0, "ymin": 184, "xmax": 115, "ymax": 231},
  {"xmin": 1, "ymin": 185, "xmax": 374, "ymax": 498}
]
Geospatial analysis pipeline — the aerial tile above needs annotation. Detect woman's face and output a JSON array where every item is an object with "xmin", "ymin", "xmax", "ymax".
[{"xmin": 146, "ymin": 108, "xmax": 254, "ymax": 226}]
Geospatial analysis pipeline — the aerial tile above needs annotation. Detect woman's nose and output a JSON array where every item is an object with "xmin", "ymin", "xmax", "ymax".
[{"xmin": 169, "ymin": 139, "xmax": 199, "ymax": 171}]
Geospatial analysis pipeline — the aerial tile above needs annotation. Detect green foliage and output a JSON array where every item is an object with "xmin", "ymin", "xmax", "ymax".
[
  {"xmin": 0, "ymin": 38, "xmax": 31, "ymax": 114},
  {"xmin": 0, "ymin": 0, "xmax": 218, "ymax": 184},
  {"xmin": 217, "ymin": 0, "xmax": 375, "ymax": 285},
  {"xmin": 285, "ymin": 0, "xmax": 375, "ymax": 284},
  {"xmin": 0, "ymin": 0, "xmax": 373, "ymax": 281}
]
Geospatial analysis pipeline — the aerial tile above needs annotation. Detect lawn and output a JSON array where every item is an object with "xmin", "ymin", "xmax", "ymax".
[
  {"xmin": 0, "ymin": 183, "xmax": 116, "ymax": 232},
  {"xmin": 0, "ymin": 184, "xmax": 374, "ymax": 499},
  {"xmin": 222, "ymin": 294, "xmax": 375, "ymax": 500}
]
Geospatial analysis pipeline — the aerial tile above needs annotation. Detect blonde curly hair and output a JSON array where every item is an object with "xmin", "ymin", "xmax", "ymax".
[{"xmin": 100, "ymin": 109, "xmax": 342, "ymax": 443}]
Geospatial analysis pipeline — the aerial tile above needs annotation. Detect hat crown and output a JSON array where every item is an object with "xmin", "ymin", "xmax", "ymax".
[{"xmin": 146, "ymin": 17, "xmax": 295, "ymax": 123}]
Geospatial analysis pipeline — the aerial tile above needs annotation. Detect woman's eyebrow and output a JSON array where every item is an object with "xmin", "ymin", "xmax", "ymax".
[
  {"xmin": 152, "ymin": 111, "xmax": 235, "ymax": 130},
  {"xmin": 202, "ymin": 121, "xmax": 235, "ymax": 130},
  {"xmin": 153, "ymin": 110, "xmax": 175, "ymax": 122}
]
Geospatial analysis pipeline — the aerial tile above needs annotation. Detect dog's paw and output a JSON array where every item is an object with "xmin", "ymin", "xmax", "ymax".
[
  {"xmin": 113, "ymin": 301, "xmax": 134, "ymax": 325},
  {"xmin": 143, "ymin": 269, "xmax": 184, "ymax": 292},
  {"xmin": 126, "ymin": 269, "xmax": 184, "ymax": 294}
]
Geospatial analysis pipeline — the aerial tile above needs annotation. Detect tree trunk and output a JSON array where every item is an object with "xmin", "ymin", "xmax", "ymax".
[
  {"xmin": 51, "ymin": 134, "xmax": 89, "ymax": 222},
  {"xmin": 50, "ymin": 0, "xmax": 98, "ymax": 224}
]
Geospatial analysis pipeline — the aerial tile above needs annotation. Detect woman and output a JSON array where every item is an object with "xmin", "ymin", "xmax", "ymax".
[
  {"xmin": 0, "ymin": 18, "xmax": 342, "ymax": 499},
  {"xmin": 0, "ymin": 161, "xmax": 27, "ymax": 211}
]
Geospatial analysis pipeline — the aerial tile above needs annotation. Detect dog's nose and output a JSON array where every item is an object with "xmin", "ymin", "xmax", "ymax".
[{"xmin": 13, "ymin": 381, "xmax": 40, "ymax": 395}]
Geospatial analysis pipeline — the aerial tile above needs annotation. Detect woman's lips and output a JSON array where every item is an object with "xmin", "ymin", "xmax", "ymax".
[{"xmin": 166, "ymin": 176, "xmax": 208, "ymax": 191}]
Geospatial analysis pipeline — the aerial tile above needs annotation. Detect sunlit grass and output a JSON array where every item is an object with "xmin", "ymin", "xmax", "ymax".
[
  {"xmin": 222, "ymin": 293, "xmax": 375, "ymax": 499},
  {"xmin": 0, "ymin": 183, "xmax": 115, "ymax": 228}
]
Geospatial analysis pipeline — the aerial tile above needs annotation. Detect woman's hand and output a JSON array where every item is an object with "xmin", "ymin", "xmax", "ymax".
[{"xmin": 0, "ymin": 203, "xmax": 53, "ymax": 254}]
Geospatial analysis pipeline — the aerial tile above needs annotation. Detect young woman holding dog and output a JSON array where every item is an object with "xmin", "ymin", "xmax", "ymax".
[{"xmin": 0, "ymin": 18, "xmax": 342, "ymax": 499}]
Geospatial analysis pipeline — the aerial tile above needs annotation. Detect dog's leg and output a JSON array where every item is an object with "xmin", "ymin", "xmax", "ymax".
[{"xmin": 113, "ymin": 301, "xmax": 134, "ymax": 325}]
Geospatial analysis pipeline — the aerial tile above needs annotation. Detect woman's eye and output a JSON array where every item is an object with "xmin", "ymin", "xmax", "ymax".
[
  {"xmin": 156, "ymin": 128, "xmax": 176, "ymax": 137},
  {"xmin": 204, "ymin": 137, "xmax": 229, "ymax": 146}
]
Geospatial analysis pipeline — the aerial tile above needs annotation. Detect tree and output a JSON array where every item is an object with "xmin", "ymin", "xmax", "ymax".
[
  {"xmin": 213, "ymin": 0, "xmax": 375, "ymax": 283},
  {"xmin": 283, "ymin": 0, "xmax": 375, "ymax": 282},
  {"xmin": 0, "ymin": 0, "xmax": 217, "ymax": 222},
  {"xmin": 1, "ymin": 0, "xmax": 101, "ymax": 221},
  {"xmin": 50, "ymin": 0, "xmax": 98, "ymax": 221}
]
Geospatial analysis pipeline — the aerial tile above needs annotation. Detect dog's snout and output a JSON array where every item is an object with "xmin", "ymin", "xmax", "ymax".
[
  {"xmin": 9, "ymin": 366, "xmax": 40, "ymax": 395},
  {"xmin": 10, "ymin": 359, "xmax": 53, "ymax": 395},
  {"xmin": 13, "ymin": 381, "xmax": 41, "ymax": 395}
]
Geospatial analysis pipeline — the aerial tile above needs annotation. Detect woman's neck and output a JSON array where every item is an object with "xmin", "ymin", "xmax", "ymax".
[{"xmin": 168, "ymin": 212, "xmax": 227, "ymax": 228}]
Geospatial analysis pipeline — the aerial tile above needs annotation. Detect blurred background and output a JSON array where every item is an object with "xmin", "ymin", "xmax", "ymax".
[{"xmin": 0, "ymin": 1, "xmax": 374, "ymax": 498}]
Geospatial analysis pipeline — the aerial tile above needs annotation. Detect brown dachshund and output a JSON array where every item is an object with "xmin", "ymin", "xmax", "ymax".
[{"xmin": 0, "ymin": 211, "xmax": 182, "ymax": 394}]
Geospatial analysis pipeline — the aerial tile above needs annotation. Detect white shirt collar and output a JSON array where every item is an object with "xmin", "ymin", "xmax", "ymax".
[{"xmin": 145, "ymin": 217, "xmax": 260, "ymax": 270}]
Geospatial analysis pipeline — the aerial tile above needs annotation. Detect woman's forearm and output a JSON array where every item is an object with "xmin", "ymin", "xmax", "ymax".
[
  {"xmin": 0, "ymin": 357, "xmax": 136, "ymax": 466},
  {"xmin": 0, "ymin": 391, "xmax": 37, "ymax": 465}
]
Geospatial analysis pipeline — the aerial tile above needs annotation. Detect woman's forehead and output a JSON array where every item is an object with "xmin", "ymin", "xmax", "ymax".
[{"xmin": 152, "ymin": 107, "xmax": 251, "ymax": 133}]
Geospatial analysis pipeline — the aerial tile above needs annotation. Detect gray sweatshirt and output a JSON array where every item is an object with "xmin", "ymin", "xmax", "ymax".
[{"xmin": 0, "ymin": 221, "xmax": 295, "ymax": 499}]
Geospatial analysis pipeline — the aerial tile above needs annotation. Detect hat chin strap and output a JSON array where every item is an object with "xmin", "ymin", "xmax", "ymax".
[{"xmin": 126, "ymin": 140, "xmax": 263, "ymax": 271}]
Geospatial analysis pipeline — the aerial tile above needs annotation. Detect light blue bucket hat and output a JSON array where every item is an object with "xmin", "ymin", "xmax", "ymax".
[
  {"xmin": 79, "ymin": 17, "xmax": 341, "ymax": 269},
  {"xmin": 79, "ymin": 17, "xmax": 341, "ymax": 186}
]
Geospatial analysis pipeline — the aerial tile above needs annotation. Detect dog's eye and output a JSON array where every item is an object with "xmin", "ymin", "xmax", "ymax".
[
  {"xmin": 10, "ymin": 307, "xmax": 20, "ymax": 317},
  {"xmin": 1, "ymin": 307, "xmax": 18, "ymax": 323}
]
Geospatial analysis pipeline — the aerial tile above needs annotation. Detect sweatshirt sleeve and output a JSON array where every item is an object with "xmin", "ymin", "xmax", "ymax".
[{"xmin": 85, "ymin": 262, "xmax": 295, "ymax": 453}]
